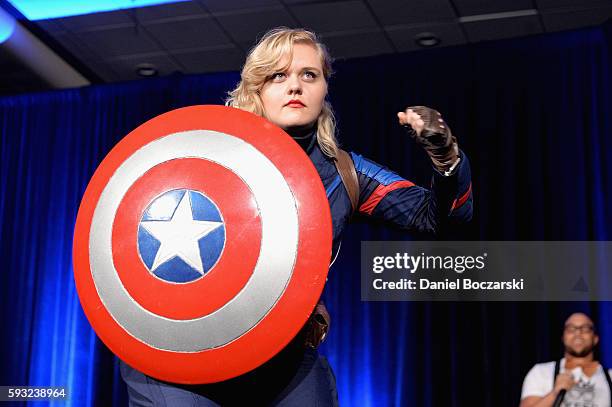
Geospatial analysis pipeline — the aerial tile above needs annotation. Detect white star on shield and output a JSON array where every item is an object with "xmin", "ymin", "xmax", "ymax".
[{"xmin": 140, "ymin": 192, "xmax": 223, "ymax": 275}]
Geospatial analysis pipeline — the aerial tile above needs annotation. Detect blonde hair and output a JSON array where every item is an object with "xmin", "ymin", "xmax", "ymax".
[{"xmin": 226, "ymin": 27, "xmax": 339, "ymax": 158}]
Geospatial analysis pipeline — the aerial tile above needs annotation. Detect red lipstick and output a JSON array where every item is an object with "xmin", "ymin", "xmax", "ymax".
[{"xmin": 286, "ymin": 100, "xmax": 305, "ymax": 107}]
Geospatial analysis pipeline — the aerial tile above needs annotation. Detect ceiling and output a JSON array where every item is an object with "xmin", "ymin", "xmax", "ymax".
[{"xmin": 0, "ymin": 0, "xmax": 611, "ymax": 95}]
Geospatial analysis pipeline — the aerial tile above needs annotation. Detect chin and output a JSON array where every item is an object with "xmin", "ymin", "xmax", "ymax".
[
  {"xmin": 280, "ymin": 113, "xmax": 317, "ymax": 127},
  {"xmin": 567, "ymin": 346, "xmax": 594, "ymax": 358}
]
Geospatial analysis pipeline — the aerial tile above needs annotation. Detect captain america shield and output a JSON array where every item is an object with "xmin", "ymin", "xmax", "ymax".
[{"xmin": 73, "ymin": 105, "xmax": 332, "ymax": 384}]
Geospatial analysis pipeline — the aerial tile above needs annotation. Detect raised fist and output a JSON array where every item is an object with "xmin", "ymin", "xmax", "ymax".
[{"xmin": 397, "ymin": 106, "xmax": 459, "ymax": 174}]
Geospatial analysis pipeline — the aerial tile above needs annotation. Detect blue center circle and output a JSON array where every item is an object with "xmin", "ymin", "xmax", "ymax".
[{"xmin": 137, "ymin": 189, "xmax": 225, "ymax": 283}]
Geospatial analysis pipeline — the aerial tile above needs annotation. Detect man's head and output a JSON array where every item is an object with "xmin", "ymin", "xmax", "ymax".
[{"xmin": 563, "ymin": 312, "xmax": 599, "ymax": 358}]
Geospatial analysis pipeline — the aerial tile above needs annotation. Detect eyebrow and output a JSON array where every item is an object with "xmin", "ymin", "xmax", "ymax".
[{"xmin": 271, "ymin": 66, "xmax": 323, "ymax": 76}]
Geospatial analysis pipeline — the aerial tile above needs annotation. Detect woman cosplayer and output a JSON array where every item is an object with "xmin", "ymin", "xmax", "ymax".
[{"xmin": 121, "ymin": 28, "xmax": 473, "ymax": 406}]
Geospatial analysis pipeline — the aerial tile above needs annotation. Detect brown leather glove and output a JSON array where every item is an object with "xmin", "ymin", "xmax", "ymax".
[
  {"xmin": 403, "ymin": 106, "xmax": 459, "ymax": 174},
  {"xmin": 302, "ymin": 302, "xmax": 330, "ymax": 349}
]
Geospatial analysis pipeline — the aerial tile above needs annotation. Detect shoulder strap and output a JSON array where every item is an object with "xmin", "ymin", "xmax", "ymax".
[
  {"xmin": 601, "ymin": 364, "xmax": 612, "ymax": 404},
  {"xmin": 553, "ymin": 360, "xmax": 612, "ymax": 402},
  {"xmin": 334, "ymin": 149, "xmax": 359, "ymax": 213}
]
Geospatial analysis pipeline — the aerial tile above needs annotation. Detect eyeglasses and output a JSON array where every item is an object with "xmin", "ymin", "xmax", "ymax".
[{"xmin": 564, "ymin": 324, "xmax": 594, "ymax": 334}]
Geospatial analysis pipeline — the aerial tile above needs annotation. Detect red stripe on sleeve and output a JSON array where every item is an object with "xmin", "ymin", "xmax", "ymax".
[
  {"xmin": 451, "ymin": 182, "xmax": 472, "ymax": 211},
  {"xmin": 359, "ymin": 180, "xmax": 415, "ymax": 215}
]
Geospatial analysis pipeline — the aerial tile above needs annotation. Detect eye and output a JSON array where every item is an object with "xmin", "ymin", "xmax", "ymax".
[
  {"xmin": 270, "ymin": 72, "xmax": 286, "ymax": 82},
  {"xmin": 303, "ymin": 70, "xmax": 318, "ymax": 81}
]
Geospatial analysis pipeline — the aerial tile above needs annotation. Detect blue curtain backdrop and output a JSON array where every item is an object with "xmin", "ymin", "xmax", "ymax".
[{"xmin": 1, "ymin": 22, "xmax": 611, "ymax": 406}]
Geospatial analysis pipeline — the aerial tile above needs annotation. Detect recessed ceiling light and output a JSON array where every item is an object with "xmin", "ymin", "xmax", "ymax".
[
  {"xmin": 415, "ymin": 32, "xmax": 441, "ymax": 48},
  {"xmin": 136, "ymin": 63, "xmax": 158, "ymax": 77}
]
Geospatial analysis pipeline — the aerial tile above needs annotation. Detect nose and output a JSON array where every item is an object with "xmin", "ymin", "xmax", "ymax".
[{"xmin": 287, "ymin": 74, "xmax": 302, "ymax": 95}]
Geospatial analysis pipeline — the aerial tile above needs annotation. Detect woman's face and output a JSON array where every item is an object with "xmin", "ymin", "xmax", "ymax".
[{"xmin": 260, "ymin": 43, "xmax": 327, "ymax": 131}]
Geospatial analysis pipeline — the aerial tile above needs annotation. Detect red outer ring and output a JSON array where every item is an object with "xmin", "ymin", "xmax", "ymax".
[
  {"xmin": 112, "ymin": 158, "xmax": 261, "ymax": 320},
  {"xmin": 73, "ymin": 105, "xmax": 332, "ymax": 384}
]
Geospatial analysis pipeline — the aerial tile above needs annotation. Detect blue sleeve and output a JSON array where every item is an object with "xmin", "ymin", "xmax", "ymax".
[{"xmin": 351, "ymin": 150, "xmax": 473, "ymax": 234}]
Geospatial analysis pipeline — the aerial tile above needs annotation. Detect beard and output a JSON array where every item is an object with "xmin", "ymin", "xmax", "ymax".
[{"xmin": 566, "ymin": 343, "xmax": 595, "ymax": 358}]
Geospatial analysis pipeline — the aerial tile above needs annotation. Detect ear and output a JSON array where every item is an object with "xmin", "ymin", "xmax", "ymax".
[{"xmin": 594, "ymin": 335, "xmax": 599, "ymax": 346}]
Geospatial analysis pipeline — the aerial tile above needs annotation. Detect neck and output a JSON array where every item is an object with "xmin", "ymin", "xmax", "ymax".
[
  {"xmin": 285, "ymin": 123, "xmax": 317, "ymax": 153},
  {"xmin": 564, "ymin": 352, "xmax": 596, "ymax": 368},
  {"xmin": 285, "ymin": 122, "xmax": 316, "ymax": 139}
]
